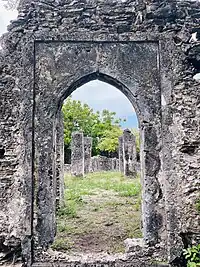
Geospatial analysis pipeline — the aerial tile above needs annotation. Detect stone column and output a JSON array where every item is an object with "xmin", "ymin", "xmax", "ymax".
[
  {"xmin": 119, "ymin": 129, "xmax": 137, "ymax": 176},
  {"xmin": 118, "ymin": 136, "xmax": 124, "ymax": 173},
  {"xmin": 84, "ymin": 137, "xmax": 92, "ymax": 174},
  {"xmin": 123, "ymin": 129, "xmax": 137, "ymax": 176},
  {"xmin": 71, "ymin": 132, "xmax": 84, "ymax": 177},
  {"xmin": 112, "ymin": 158, "xmax": 117, "ymax": 170}
]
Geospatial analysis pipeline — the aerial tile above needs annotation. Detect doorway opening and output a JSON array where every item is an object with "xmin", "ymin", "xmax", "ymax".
[{"xmin": 52, "ymin": 79, "xmax": 142, "ymax": 255}]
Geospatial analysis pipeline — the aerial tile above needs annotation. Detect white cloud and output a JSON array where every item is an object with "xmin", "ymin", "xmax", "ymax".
[
  {"xmin": 0, "ymin": 1, "xmax": 18, "ymax": 36},
  {"xmin": 71, "ymin": 80, "xmax": 136, "ymax": 118}
]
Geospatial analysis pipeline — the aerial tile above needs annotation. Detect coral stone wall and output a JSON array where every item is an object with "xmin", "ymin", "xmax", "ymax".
[{"xmin": 0, "ymin": 0, "xmax": 199, "ymax": 266}]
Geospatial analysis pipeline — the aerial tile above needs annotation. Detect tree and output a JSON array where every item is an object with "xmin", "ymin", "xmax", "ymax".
[
  {"xmin": 62, "ymin": 97, "xmax": 125, "ymax": 158},
  {"xmin": 62, "ymin": 97, "xmax": 99, "ymax": 149},
  {"xmin": 97, "ymin": 126, "xmax": 122, "ymax": 153}
]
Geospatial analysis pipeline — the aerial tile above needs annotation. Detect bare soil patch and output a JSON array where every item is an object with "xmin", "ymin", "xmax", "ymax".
[{"xmin": 52, "ymin": 172, "xmax": 142, "ymax": 254}]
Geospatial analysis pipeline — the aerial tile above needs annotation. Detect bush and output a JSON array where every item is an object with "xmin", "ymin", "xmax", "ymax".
[{"xmin": 183, "ymin": 244, "xmax": 200, "ymax": 267}]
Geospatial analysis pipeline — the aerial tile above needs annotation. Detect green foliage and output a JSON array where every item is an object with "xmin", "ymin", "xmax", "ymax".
[
  {"xmin": 51, "ymin": 238, "xmax": 73, "ymax": 251},
  {"xmin": 97, "ymin": 126, "xmax": 123, "ymax": 152},
  {"xmin": 57, "ymin": 201, "xmax": 78, "ymax": 218},
  {"xmin": 62, "ymin": 97, "xmax": 98, "ymax": 148},
  {"xmin": 62, "ymin": 97, "xmax": 125, "ymax": 155},
  {"xmin": 131, "ymin": 128, "xmax": 140, "ymax": 153},
  {"xmin": 183, "ymin": 244, "xmax": 200, "ymax": 267},
  {"xmin": 57, "ymin": 191, "xmax": 83, "ymax": 218}
]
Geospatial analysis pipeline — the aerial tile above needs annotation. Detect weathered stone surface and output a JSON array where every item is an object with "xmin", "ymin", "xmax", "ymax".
[
  {"xmin": 70, "ymin": 134, "xmax": 92, "ymax": 176},
  {"xmin": 71, "ymin": 132, "xmax": 84, "ymax": 177},
  {"xmin": 32, "ymin": 246, "xmax": 169, "ymax": 267},
  {"xmin": 0, "ymin": 0, "xmax": 199, "ymax": 265},
  {"xmin": 84, "ymin": 137, "xmax": 92, "ymax": 174},
  {"xmin": 64, "ymin": 164, "xmax": 71, "ymax": 174},
  {"xmin": 89, "ymin": 156, "xmax": 119, "ymax": 172},
  {"xmin": 65, "ymin": 156, "xmax": 119, "ymax": 173},
  {"xmin": 122, "ymin": 129, "xmax": 137, "ymax": 177},
  {"xmin": 118, "ymin": 136, "xmax": 124, "ymax": 174},
  {"xmin": 124, "ymin": 238, "xmax": 145, "ymax": 253},
  {"xmin": 118, "ymin": 129, "xmax": 137, "ymax": 176},
  {"xmin": 55, "ymin": 112, "xmax": 64, "ymax": 206}
]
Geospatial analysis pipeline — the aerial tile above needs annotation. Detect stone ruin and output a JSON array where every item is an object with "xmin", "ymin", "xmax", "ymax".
[
  {"xmin": 90, "ymin": 156, "xmax": 119, "ymax": 173},
  {"xmin": 71, "ymin": 132, "xmax": 92, "ymax": 177},
  {"xmin": 68, "ymin": 130, "xmax": 137, "ymax": 176},
  {"xmin": 69, "ymin": 132, "xmax": 120, "ymax": 175},
  {"xmin": 119, "ymin": 129, "xmax": 137, "ymax": 176},
  {"xmin": 0, "ymin": 0, "xmax": 200, "ymax": 266}
]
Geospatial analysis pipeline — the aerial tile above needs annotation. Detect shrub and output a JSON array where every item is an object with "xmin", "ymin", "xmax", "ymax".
[{"xmin": 183, "ymin": 244, "xmax": 200, "ymax": 267}]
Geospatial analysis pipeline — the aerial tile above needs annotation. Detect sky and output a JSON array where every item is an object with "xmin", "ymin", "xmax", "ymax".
[
  {"xmin": 71, "ymin": 81, "xmax": 138, "ymax": 128},
  {"xmin": 0, "ymin": 1, "xmax": 18, "ymax": 35},
  {"xmin": 0, "ymin": 1, "xmax": 138, "ymax": 128}
]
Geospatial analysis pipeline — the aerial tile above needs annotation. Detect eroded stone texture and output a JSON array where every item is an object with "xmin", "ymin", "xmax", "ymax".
[
  {"xmin": 71, "ymin": 132, "xmax": 84, "ymax": 177},
  {"xmin": 65, "ymin": 156, "xmax": 119, "ymax": 173},
  {"xmin": 71, "ymin": 134, "xmax": 92, "ymax": 176},
  {"xmin": 84, "ymin": 137, "xmax": 92, "ymax": 175},
  {"xmin": 55, "ymin": 113, "xmax": 65, "ymax": 206},
  {"xmin": 123, "ymin": 129, "xmax": 137, "ymax": 177},
  {"xmin": 112, "ymin": 158, "xmax": 119, "ymax": 171},
  {"xmin": 89, "ymin": 156, "xmax": 119, "ymax": 172},
  {"xmin": 118, "ymin": 136, "xmax": 124, "ymax": 174},
  {"xmin": 118, "ymin": 129, "xmax": 137, "ymax": 176},
  {"xmin": 0, "ymin": 0, "xmax": 200, "ymax": 265},
  {"xmin": 64, "ymin": 164, "xmax": 71, "ymax": 174}
]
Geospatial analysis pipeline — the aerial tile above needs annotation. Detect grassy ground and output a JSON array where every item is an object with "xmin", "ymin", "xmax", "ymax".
[{"xmin": 51, "ymin": 171, "xmax": 142, "ymax": 254}]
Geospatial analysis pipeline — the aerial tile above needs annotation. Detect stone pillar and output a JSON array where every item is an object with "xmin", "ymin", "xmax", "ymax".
[
  {"xmin": 89, "ymin": 156, "xmax": 97, "ymax": 173},
  {"xmin": 84, "ymin": 137, "xmax": 92, "ymax": 174},
  {"xmin": 123, "ymin": 129, "xmax": 137, "ymax": 176},
  {"xmin": 119, "ymin": 129, "xmax": 137, "ymax": 176},
  {"xmin": 116, "ymin": 158, "xmax": 119, "ymax": 171},
  {"xmin": 71, "ymin": 132, "xmax": 84, "ymax": 177},
  {"xmin": 118, "ymin": 136, "xmax": 124, "ymax": 173},
  {"xmin": 112, "ymin": 158, "xmax": 116, "ymax": 170}
]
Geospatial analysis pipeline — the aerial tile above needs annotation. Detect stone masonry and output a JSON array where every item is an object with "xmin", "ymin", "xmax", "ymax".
[
  {"xmin": 89, "ymin": 156, "xmax": 119, "ymax": 172},
  {"xmin": 65, "ymin": 156, "xmax": 119, "ymax": 174},
  {"xmin": 71, "ymin": 132, "xmax": 84, "ymax": 177},
  {"xmin": 118, "ymin": 136, "xmax": 124, "ymax": 174},
  {"xmin": 83, "ymin": 137, "xmax": 92, "ymax": 175},
  {"xmin": 71, "ymin": 133, "xmax": 92, "ymax": 177},
  {"xmin": 55, "ymin": 112, "xmax": 65, "ymax": 207},
  {"xmin": 0, "ymin": 0, "xmax": 200, "ymax": 266},
  {"xmin": 119, "ymin": 129, "xmax": 137, "ymax": 176}
]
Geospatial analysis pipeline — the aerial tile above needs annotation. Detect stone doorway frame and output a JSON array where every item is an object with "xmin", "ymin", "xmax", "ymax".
[{"xmin": 31, "ymin": 40, "xmax": 166, "ymax": 264}]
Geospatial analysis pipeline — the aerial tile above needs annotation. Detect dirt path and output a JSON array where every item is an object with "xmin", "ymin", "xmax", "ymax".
[{"xmin": 53, "ymin": 189, "xmax": 141, "ymax": 254}]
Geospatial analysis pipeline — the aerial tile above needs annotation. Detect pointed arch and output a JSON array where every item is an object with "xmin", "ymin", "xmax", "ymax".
[{"xmin": 57, "ymin": 72, "xmax": 141, "ymax": 125}]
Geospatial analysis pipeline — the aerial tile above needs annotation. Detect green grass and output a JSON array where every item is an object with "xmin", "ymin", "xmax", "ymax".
[
  {"xmin": 52, "ymin": 171, "xmax": 142, "ymax": 253},
  {"xmin": 65, "ymin": 171, "xmax": 141, "ymax": 197},
  {"xmin": 57, "ymin": 172, "xmax": 141, "ymax": 218},
  {"xmin": 51, "ymin": 238, "xmax": 73, "ymax": 251}
]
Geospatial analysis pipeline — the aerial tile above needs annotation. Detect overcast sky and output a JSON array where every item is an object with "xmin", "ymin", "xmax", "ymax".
[
  {"xmin": 0, "ymin": 1, "xmax": 17, "ymax": 34},
  {"xmin": 71, "ymin": 81, "xmax": 138, "ymax": 128},
  {"xmin": 0, "ymin": 1, "xmax": 138, "ymax": 128}
]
